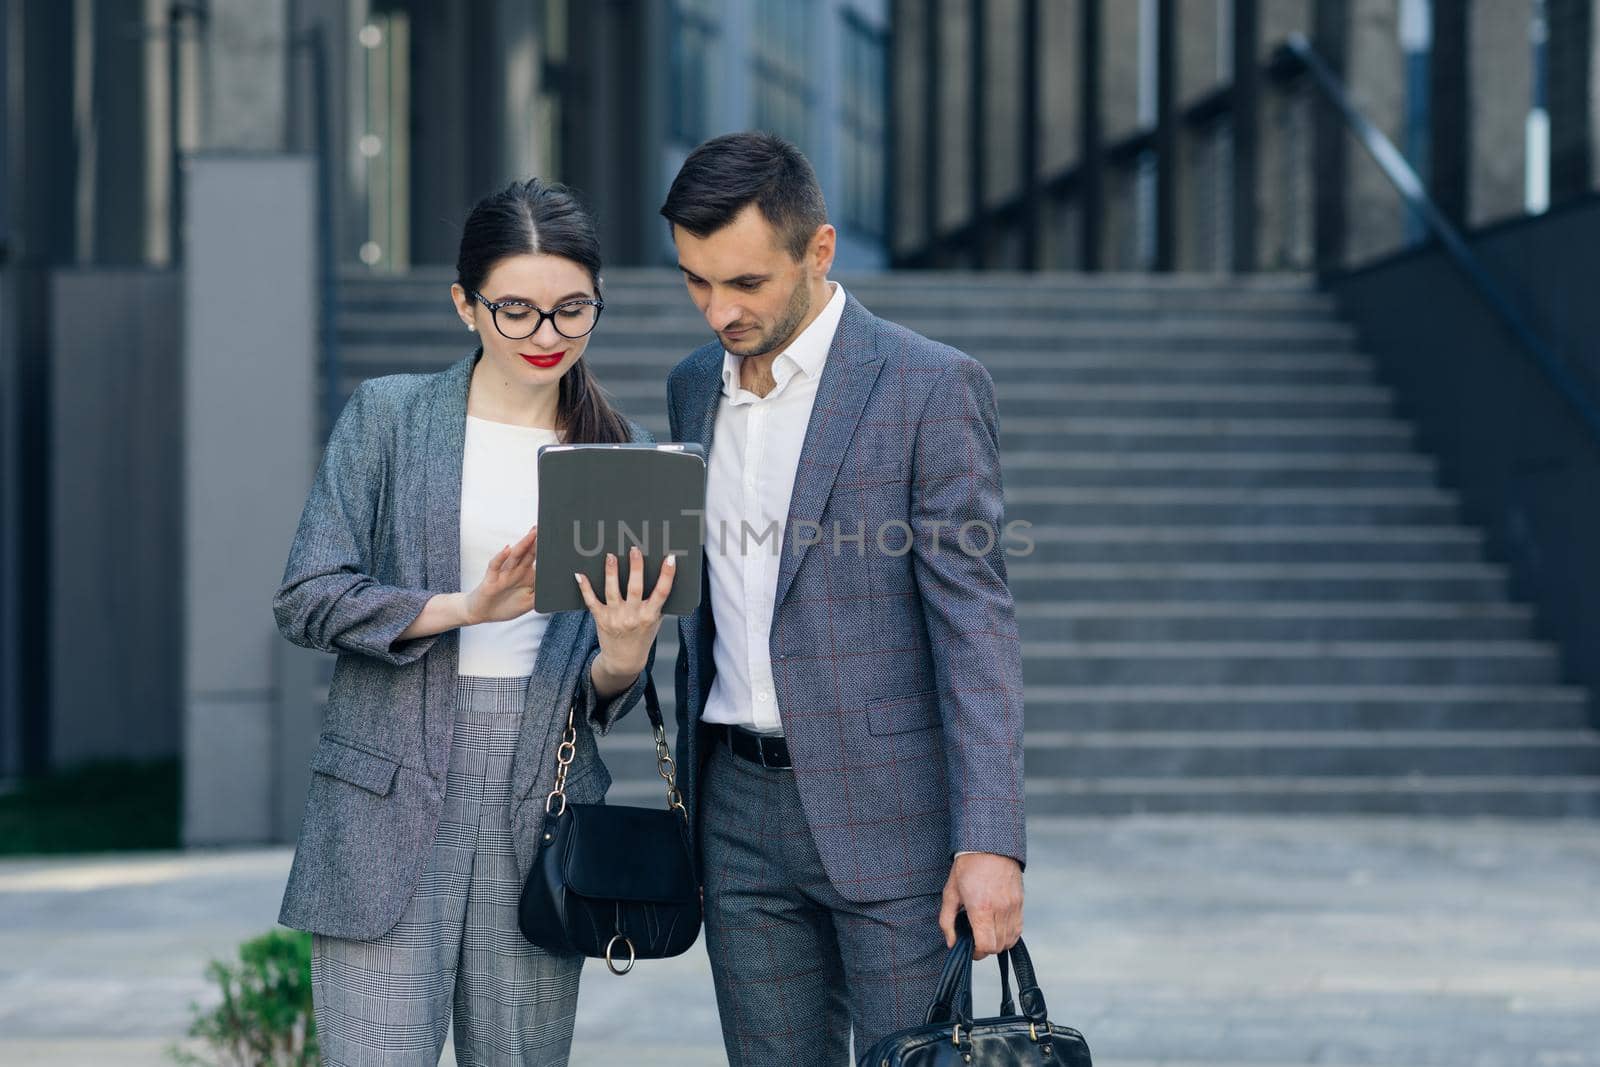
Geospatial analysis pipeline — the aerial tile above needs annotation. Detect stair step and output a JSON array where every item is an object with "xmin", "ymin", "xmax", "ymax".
[
  {"xmin": 1004, "ymin": 561, "xmax": 1506, "ymax": 602},
  {"xmin": 1020, "ymin": 640, "xmax": 1560, "ymax": 686},
  {"xmin": 1021, "ymin": 729, "xmax": 1600, "ymax": 777},
  {"xmin": 988, "ymin": 382, "xmax": 1394, "ymax": 417},
  {"xmin": 339, "ymin": 285, "xmax": 1340, "ymax": 317},
  {"xmin": 337, "ymin": 342, "xmax": 1378, "ymax": 371},
  {"xmin": 1008, "ymin": 452, "xmax": 1431, "ymax": 471},
  {"xmin": 1003, "ymin": 452, "xmax": 1435, "ymax": 489},
  {"xmin": 1017, "ymin": 526, "xmax": 1479, "ymax": 564},
  {"xmin": 1021, "ymin": 694, "xmax": 1589, "ymax": 732},
  {"xmin": 589, "ymin": 349, "xmax": 1383, "ymax": 386},
  {"xmin": 1015, "ymin": 601, "xmax": 1531, "ymax": 640},
  {"xmin": 592, "ymin": 350, "xmax": 1379, "ymax": 370},
  {"xmin": 997, "ymin": 415, "xmax": 1414, "ymax": 453},
  {"xmin": 337, "ymin": 313, "xmax": 1359, "ymax": 346},
  {"xmin": 633, "ymin": 413, "xmax": 1413, "ymax": 454},
  {"xmin": 344, "ymin": 265, "xmax": 1320, "ymax": 288},
  {"xmin": 1019, "ymin": 775, "xmax": 1600, "ymax": 816},
  {"xmin": 1001, "ymin": 487, "xmax": 1459, "ymax": 525}
]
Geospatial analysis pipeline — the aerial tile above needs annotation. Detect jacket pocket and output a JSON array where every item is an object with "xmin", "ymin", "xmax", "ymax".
[
  {"xmin": 866, "ymin": 690, "xmax": 942, "ymax": 736},
  {"xmin": 310, "ymin": 734, "xmax": 401, "ymax": 796}
]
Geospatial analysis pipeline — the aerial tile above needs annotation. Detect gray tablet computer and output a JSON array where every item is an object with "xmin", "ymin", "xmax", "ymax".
[{"xmin": 534, "ymin": 443, "xmax": 707, "ymax": 616}]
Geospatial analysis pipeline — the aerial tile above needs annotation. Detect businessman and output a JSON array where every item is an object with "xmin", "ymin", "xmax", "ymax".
[{"xmin": 662, "ymin": 131, "xmax": 1027, "ymax": 1064}]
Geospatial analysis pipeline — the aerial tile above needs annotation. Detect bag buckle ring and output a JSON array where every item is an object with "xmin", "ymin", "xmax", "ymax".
[{"xmin": 604, "ymin": 934, "xmax": 636, "ymax": 976}]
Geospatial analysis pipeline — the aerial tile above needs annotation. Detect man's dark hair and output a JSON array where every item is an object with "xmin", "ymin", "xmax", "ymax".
[{"xmin": 660, "ymin": 131, "xmax": 829, "ymax": 260}]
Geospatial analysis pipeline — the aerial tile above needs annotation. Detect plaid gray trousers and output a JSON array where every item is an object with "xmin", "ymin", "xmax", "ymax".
[
  {"xmin": 310, "ymin": 675, "xmax": 585, "ymax": 1066},
  {"xmin": 701, "ymin": 741, "xmax": 949, "ymax": 1065}
]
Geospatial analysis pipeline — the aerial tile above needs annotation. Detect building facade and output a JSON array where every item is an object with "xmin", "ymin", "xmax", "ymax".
[
  {"xmin": 888, "ymin": 0, "xmax": 1600, "ymax": 272},
  {"xmin": 0, "ymin": 0, "xmax": 890, "ymax": 787}
]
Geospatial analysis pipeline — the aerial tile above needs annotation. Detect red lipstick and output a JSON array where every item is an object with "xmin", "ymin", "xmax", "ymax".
[{"xmin": 521, "ymin": 352, "xmax": 564, "ymax": 368}]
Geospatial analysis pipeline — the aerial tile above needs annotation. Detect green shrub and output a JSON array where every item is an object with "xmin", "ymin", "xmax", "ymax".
[{"xmin": 170, "ymin": 928, "xmax": 319, "ymax": 1067}]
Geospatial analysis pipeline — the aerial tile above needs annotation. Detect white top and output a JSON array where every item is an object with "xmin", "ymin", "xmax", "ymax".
[
  {"xmin": 457, "ymin": 415, "xmax": 558, "ymax": 677},
  {"xmin": 701, "ymin": 281, "xmax": 848, "ymax": 734}
]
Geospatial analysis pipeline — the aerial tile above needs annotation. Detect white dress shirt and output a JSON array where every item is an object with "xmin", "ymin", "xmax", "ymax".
[
  {"xmin": 701, "ymin": 281, "xmax": 847, "ymax": 735},
  {"xmin": 457, "ymin": 415, "xmax": 556, "ymax": 677}
]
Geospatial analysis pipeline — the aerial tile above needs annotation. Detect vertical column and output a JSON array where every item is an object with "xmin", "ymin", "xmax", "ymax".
[
  {"xmin": 631, "ymin": 0, "xmax": 667, "ymax": 265},
  {"xmin": 922, "ymin": 0, "xmax": 940, "ymax": 263},
  {"xmin": 88, "ymin": 0, "xmax": 150, "ymax": 263},
  {"xmin": 1428, "ymin": 0, "xmax": 1470, "ymax": 226},
  {"xmin": 205, "ymin": 0, "xmax": 290, "ymax": 152},
  {"xmin": 407, "ymin": 2, "xmax": 472, "ymax": 265},
  {"xmin": 886, "ymin": 0, "xmax": 901, "ymax": 263},
  {"xmin": 10, "ymin": 0, "xmax": 75, "ymax": 776},
  {"xmin": 1400, "ymin": 0, "xmax": 1432, "ymax": 243},
  {"xmin": 1079, "ymin": 0, "xmax": 1103, "ymax": 270},
  {"xmin": 1311, "ymin": 0, "xmax": 1349, "ymax": 271},
  {"xmin": 1231, "ymin": 0, "xmax": 1260, "ymax": 272},
  {"xmin": 567, "ymin": 0, "xmax": 662, "ymax": 266},
  {"xmin": 0, "ymin": 0, "xmax": 17, "ymax": 780},
  {"xmin": 1546, "ymin": 0, "xmax": 1593, "ymax": 202},
  {"xmin": 49, "ymin": 269, "xmax": 182, "ymax": 768},
  {"xmin": 1527, "ymin": 0, "xmax": 1550, "ymax": 214},
  {"xmin": 1153, "ymin": 0, "xmax": 1177, "ymax": 271},
  {"xmin": 1019, "ymin": 0, "xmax": 1041, "ymax": 270},
  {"xmin": 183, "ymin": 156, "xmax": 316, "ymax": 846},
  {"xmin": 968, "ymin": 0, "xmax": 986, "ymax": 266}
]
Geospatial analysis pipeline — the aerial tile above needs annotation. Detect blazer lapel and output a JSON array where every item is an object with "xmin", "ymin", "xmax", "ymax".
[
  {"xmin": 772, "ymin": 295, "xmax": 883, "ymax": 614},
  {"xmin": 682, "ymin": 346, "xmax": 725, "ymax": 453},
  {"xmin": 672, "ymin": 350, "xmax": 723, "ymax": 742},
  {"xmin": 421, "ymin": 351, "xmax": 475, "ymax": 776}
]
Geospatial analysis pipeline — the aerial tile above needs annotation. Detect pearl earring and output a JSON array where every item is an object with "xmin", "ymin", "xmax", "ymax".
[{"xmin": 467, "ymin": 323, "xmax": 477, "ymax": 332}]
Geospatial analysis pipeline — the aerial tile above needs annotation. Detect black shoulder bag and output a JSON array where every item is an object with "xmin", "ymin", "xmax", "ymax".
[
  {"xmin": 517, "ymin": 675, "xmax": 701, "ymax": 974},
  {"xmin": 859, "ymin": 913, "xmax": 1092, "ymax": 1066}
]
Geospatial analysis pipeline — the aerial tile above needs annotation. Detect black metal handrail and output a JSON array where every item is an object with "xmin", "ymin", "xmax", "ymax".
[{"xmin": 1273, "ymin": 32, "xmax": 1600, "ymax": 445}]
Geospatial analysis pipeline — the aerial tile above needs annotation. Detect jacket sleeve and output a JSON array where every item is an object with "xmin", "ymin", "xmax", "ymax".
[
  {"xmin": 579, "ymin": 417, "xmax": 661, "ymax": 734},
  {"xmin": 909, "ymin": 356, "xmax": 1027, "ymax": 867},
  {"xmin": 272, "ymin": 381, "xmax": 439, "ymax": 666},
  {"xmin": 580, "ymin": 637, "xmax": 658, "ymax": 736}
]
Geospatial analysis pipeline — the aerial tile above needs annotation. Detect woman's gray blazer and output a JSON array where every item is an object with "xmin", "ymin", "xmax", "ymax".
[{"xmin": 272, "ymin": 350, "xmax": 652, "ymax": 941}]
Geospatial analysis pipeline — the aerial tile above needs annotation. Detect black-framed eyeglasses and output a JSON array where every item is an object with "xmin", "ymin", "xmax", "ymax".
[{"xmin": 470, "ymin": 290, "xmax": 605, "ymax": 340}]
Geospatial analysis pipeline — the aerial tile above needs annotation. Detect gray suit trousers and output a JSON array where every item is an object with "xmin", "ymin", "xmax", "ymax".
[
  {"xmin": 311, "ymin": 675, "xmax": 597, "ymax": 1066},
  {"xmin": 700, "ymin": 741, "xmax": 948, "ymax": 1065}
]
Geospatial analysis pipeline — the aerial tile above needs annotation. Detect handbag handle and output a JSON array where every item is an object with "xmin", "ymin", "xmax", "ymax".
[
  {"xmin": 547, "ymin": 671, "xmax": 685, "ymax": 820},
  {"xmin": 1005, "ymin": 933, "xmax": 1051, "ymax": 1027},
  {"xmin": 923, "ymin": 913, "xmax": 976, "ymax": 1025},
  {"xmin": 923, "ymin": 912, "xmax": 1020, "ymax": 1025}
]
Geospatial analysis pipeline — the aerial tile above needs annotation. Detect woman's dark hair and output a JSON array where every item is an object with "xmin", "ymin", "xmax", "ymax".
[
  {"xmin": 456, "ymin": 177, "xmax": 631, "ymax": 445},
  {"xmin": 659, "ymin": 131, "xmax": 828, "ymax": 259}
]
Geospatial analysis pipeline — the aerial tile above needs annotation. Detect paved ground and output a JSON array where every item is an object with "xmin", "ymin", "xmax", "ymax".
[{"xmin": 1, "ymin": 817, "xmax": 1597, "ymax": 1066}]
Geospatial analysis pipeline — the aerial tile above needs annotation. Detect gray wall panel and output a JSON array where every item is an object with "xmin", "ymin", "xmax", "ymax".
[
  {"xmin": 183, "ymin": 154, "xmax": 315, "ymax": 845},
  {"xmin": 48, "ymin": 268, "xmax": 181, "ymax": 767},
  {"xmin": 1328, "ymin": 196, "xmax": 1600, "ymax": 713}
]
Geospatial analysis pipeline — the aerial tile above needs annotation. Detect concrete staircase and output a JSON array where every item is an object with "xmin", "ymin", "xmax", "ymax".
[{"xmin": 336, "ymin": 268, "xmax": 1600, "ymax": 816}]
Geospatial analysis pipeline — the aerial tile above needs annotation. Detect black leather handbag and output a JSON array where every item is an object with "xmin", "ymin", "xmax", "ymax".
[
  {"xmin": 858, "ymin": 915, "xmax": 1092, "ymax": 1066},
  {"xmin": 517, "ymin": 675, "xmax": 701, "ymax": 974}
]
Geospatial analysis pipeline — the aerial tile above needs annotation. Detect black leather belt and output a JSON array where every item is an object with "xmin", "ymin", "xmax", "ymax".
[{"xmin": 716, "ymin": 724, "xmax": 793, "ymax": 770}]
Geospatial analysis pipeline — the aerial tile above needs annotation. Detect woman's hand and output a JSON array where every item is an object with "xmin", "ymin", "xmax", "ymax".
[
  {"xmin": 464, "ymin": 524, "xmax": 540, "ymax": 625},
  {"xmin": 575, "ymin": 546, "xmax": 676, "ymax": 691}
]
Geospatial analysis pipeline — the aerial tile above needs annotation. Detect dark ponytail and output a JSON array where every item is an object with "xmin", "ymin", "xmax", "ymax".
[{"xmin": 456, "ymin": 178, "xmax": 632, "ymax": 444}]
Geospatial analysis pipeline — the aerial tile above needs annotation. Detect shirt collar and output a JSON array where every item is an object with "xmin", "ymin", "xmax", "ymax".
[{"xmin": 720, "ymin": 281, "xmax": 847, "ymax": 400}]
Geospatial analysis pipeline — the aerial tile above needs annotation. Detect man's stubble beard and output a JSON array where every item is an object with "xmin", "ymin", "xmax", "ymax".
[{"xmin": 728, "ymin": 276, "xmax": 813, "ymax": 359}]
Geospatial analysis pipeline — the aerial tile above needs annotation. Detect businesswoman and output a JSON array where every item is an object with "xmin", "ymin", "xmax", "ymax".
[{"xmin": 272, "ymin": 177, "xmax": 674, "ymax": 1066}]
